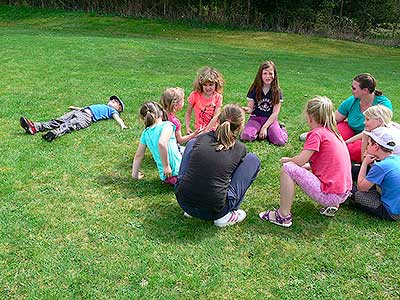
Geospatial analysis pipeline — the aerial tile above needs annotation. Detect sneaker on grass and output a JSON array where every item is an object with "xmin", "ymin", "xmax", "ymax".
[
  {"xmin": 20, "ymin": 117, "xmax": 37, "ymax": 135},
  {"xmin": 214, "ymin": 209, "xmax": 246, "ymax": 227}
]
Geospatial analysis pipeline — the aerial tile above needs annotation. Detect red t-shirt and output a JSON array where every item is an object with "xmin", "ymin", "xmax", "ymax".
[
  {"xmin": 188, "ymin": 91, "xmax": 223, "ymax": 130},
  {"xmin": 304, "ymin": 127, "xmax": 352, "ymax": 194}
]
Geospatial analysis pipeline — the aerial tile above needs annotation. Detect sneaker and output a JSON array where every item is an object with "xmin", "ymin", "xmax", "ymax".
[
  {"xmin": 214, "ymin": 209, "xmax": 246, "ymax": 227},
  {"xmin": 320, "ymin": 206, "xmax": 338, "ymax": 217},
  {"xmin": 20, "ymin": 117, "xmax": 37, "ymax": 135},
  {"xmin": 183, "ymin": 212, "xmax": 192, "ymax": 218},
  {"xmin": 299, "ymin": 131, "xmax": 308, "ymax": 141},
  {"xmin": 42, "ymin": 131, "xmax": 56, "ymax": 142}
]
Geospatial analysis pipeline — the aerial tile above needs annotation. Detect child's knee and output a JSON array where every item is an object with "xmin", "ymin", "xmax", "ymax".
[{"xmin": 240, "ymin": 132, "xmax": 256, "ymax": 141}]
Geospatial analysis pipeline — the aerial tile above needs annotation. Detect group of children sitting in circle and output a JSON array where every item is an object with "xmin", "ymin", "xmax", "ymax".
[{"xmin": 20, "ymin": 61, "xmax": 400, "ymax": 228}]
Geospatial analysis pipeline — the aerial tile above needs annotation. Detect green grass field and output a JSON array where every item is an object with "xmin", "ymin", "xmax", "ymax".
[{"xmin": 1, "ymin": 5, "xmax": 400, "ymax": 300}]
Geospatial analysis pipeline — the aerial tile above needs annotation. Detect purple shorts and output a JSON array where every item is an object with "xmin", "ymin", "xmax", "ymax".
[{"xmin": 283, "ymin": 162, "xmax": 349, "ymax": 207}]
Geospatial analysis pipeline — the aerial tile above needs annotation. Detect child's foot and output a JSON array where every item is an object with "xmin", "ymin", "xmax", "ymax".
[
  {"xmin": 42, "ymin": 132, "xmax": 56, "ymax": 142},
  {"xmin": 319, "ymin": 206, "xmax": 338, "ymax": 217},
  {"xmin": 259, "ymin": 209, "xmax": 292, "ymax": 227},
  {"xmin": 20, "ymin": 117, "xmax": 37, "ymax": 135},
  {"xmin": 214, "ymin": 209, "xmax": 246, "ymax": 227}
]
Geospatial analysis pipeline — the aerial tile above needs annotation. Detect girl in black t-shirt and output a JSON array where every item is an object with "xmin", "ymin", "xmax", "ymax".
[{"xmin": 241, "ymin": 61, "xmax": 288, "ymax": 145}]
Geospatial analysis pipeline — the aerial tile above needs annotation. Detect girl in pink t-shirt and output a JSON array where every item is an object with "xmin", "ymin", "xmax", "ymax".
[
  {"xmin": 185, "ymin": 66, "xmax": 224, "ymax": 134},
  {"xmin": 259, "ymin": 96, "xmax": 352, "ymax": 227},
  {"xmin": 160, "ymin": 87, "xmax": 202, "ymax": 153}
]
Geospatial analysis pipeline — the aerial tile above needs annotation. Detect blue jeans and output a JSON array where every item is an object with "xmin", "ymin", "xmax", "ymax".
[{"xmin": 176, "ymin": 139, "xmax": 261, "ymax": 220}]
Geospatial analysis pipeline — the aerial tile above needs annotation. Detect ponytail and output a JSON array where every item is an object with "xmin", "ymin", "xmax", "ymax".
[
  {"xmin": 214, "ymin": 104, "xmax": 244, "ymax": 151},
  {"xmin": 139, "ymin": 101, "xmax": 167, "ymax": 128}
]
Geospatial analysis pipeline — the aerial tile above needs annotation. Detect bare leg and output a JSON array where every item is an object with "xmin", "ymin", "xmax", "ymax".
[{"xmin": 279, "ymin": 167, "xmax": 296, "ymax": 216}]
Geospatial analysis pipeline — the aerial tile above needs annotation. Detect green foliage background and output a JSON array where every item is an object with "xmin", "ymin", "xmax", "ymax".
[{"xmin": 1, "ymin": 5, "xmax": 400, "ymax": 300}]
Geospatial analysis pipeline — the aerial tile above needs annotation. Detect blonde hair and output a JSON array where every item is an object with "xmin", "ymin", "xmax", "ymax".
[
  {"xmin": 193, "ymin": 66, "xmax": 224, "ymax": 94},
  {"xmin": 363, "ymin": 105, "xmax": 393, "ymax": 127},
  {"xmin": 160, "ymin": 87, "xmax": 184, "ymax": 113},
  {"xmin": 305, "ymin": 96, "xmax": 341, "ymax": 140},
  {"xmin": 139, "ymin": 101, "xmax": 167, "ymax": 128},
  {"xmin": 215, "ymin": 104, "xmax": 244, "ymax": 151}
]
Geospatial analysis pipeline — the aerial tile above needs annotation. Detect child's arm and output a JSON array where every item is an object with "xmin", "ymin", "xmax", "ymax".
[
  {"xmin": 185, "ymin": 103, "xmax": 194, "ymax": 134},
  {"xmin": 175, "ymin": 127, "xmax": 203, "ymax": 144},
  {"xmin": 242, "ymin": 99, "xmax": 255, "ymax": 114},
  {"xmin": 112, "ymin": 113, "xmax": 128, "ymax": 129},
  {"xmin": 205, "ymin": 105, "xmax": 222, "ymax": 132},
  {"xmin": 259, "ymin": 102, "xmax": 281, "ymax": 139},
  {"xmin": 68, "ymin": 106, "xmax": 82, "ymax": 110},
  {"xmin": 345, "ymin": 132, "xmax": 362, "ymax": 144},
  {"xmin": 132, "ymin": 143, "xmax": 146, "ymax": 179},
  {"xmin": 357, "ymin": 154, "xmax": 376, "ymax": 191},
  {"xmin": 158, "ymin": 123, "xmax": 174, "ymax": 178},
  {"xmin": 280, "ymin": 149, "xmax": 314, "ymax": 167}
]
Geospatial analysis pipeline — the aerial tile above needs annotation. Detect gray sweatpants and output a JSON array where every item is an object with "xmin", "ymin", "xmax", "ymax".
[{"xmin": 35, "ymin": 109, "xmax": 93, "ymax": 139}]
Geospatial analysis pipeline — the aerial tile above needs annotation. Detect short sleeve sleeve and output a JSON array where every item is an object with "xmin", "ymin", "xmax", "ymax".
[
  {"xmin": 338, "ymin": 96, "xmax": 355, "ymax": 117},
  {"xmin": 188, "ymin": 92, "xmax": 197, "ymax": 106}
]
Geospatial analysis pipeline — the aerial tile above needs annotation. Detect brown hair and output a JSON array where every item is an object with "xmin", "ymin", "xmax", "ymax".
[
  {"xmin": 214, "ymin": 104, "xmax": 244, "ymax": 151},
  {"xmin": 354, "ymin": 73, "xmax": 382, "ymax": 96},
  {"xmin": 248, "ymin": 61, "xmax": 281, "ymax": 106},
  {"xmin": 139, "ymin": 101, "xmax": 167, "ymax": 128},
  {"xmin": 193, "ymin": 66, "xmax": 224, "ymax": 94}
]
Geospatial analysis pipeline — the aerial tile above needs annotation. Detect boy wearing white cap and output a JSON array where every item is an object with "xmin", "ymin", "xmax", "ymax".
[
  {"xmin": 352, "ymin": 127, "xmax": 400, "ymax": 220},
  {"xmin": 20, "ymin": 95, "xmax": 127, "ymax": 142}
]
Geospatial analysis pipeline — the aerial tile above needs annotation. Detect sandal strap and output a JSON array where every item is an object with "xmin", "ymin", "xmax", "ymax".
[{"xmin": 275, "ymin": 209, "xmax": 292, "ymax": 223}]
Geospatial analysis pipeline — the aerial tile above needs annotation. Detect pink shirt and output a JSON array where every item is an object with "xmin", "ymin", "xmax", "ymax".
[
  {"xmin": 304, "ymin": 127, "xmax": 352, "ymax": 194},
  {"xmin": 188, "ymin": 91, "xmax": 223, "ymax": 130},
  {"xmin": 168, "ymin": 113, "xmax": 181, "ymax": 132}
]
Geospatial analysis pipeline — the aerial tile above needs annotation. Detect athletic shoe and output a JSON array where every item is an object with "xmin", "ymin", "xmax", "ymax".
[
  {"xmin": 299, "ymin": 131, "xmax": 308, "ymax": 141},
  {"xmin": 214, "ymin": 209, "xmax": 246, "ymax": 227},
  {"xmin": 183, "ymin": 212, "xmax": 192, "ymax": 218},
  {"xmin": 20, "ymin": 117, "xmax": 37, "ymax": 135},
  {"xmin": 42, "ymin": 131, "xmax": 56, "ymax": 142},
  {"xmin": 320, "ymin": 206, "xmax": 338, "ymax": 217}
]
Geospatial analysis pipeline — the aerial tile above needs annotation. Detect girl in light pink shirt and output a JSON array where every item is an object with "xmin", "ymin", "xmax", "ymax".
[
  {"xmin": 259, "ymin": 96, "xmax": 352, "ymax": 227},
  {"xmin": 185, "ymin": 66, "xmax": 224, "ymax": 133}
]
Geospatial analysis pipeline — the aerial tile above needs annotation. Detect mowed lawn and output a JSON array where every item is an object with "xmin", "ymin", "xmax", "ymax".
[{"xmin": 1, "ymin": 5, "xmax": 400, "ymax": 300}]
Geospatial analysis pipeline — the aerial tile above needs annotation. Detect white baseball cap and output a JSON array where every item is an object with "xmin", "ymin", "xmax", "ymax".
[{"xmin": 364, "ymin": 127, "xmax": 398, "ymax": 151}]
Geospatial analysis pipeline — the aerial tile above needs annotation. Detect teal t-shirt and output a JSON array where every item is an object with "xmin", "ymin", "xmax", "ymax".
[
  {"xmin": 338, "ymin": 95, "xmax": 392, "ymax": 134},
  {"xmin": 140, "ymin": 121, "xmax": 181, "ymax": 181}
]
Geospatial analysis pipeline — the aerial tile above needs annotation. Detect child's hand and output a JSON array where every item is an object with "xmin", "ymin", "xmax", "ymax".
[
  {"xmin": 163, "ymin": 165, "xmax": 172, "ymax": 178},
  {"xmin": 193, "ymin": 127, "xmax": 204, "ymax": 137},
  {"xmin": 280, "ymin": 157, "xmax": 291, "ymax": 164},
  {"xmin": 242, "ymin": 106, "xmax": 251, "ymax": 114},
  {"xmin": 186, "ymin": 127, "xmax": 193, "ymax": 134},
  {"xmin": 121, "ymin": 124, "xmax": 128, "ymax": 129},
  {"xmin": 259, "ymin": 125, "xmax": 268, "ymax": 139},
  {"xmin": 364, "ymin": 154, "xmax": 377, "ymax": 165}
]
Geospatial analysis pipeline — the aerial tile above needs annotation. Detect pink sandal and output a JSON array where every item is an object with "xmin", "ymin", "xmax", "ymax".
[{"xmin": 259, "ymin": 209, "xmax": 292, "ymax": 227}]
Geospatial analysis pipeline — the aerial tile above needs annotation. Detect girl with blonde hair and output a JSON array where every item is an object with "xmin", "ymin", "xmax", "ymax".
[
  {"xmin": 259, "ymin": 96, "xmax": 352, "ymax": 227},
  {"xmin": 160, "ymin": 87, "xmax": 202, "ymax": 153},
  {"xmin": 176, "ymin": 104, "xmax": 260, "ymax": 227}
]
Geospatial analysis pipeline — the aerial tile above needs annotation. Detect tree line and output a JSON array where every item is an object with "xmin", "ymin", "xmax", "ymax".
[{"xmin": 2, "ymin": 0, "xmax": 399, "ymax": 41}]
